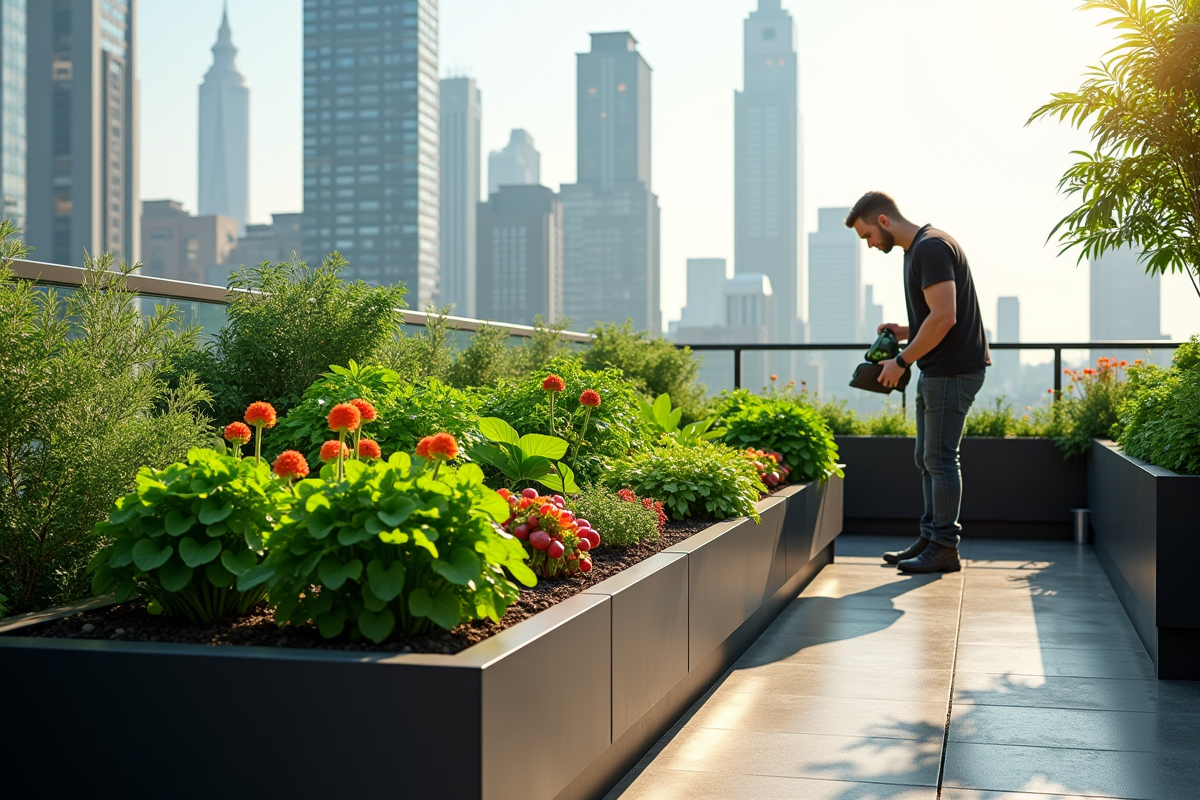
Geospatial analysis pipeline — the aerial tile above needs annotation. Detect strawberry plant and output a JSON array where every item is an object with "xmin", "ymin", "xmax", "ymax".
[
  {"xmin": 743, "ymin": 448, "xmax": 791, "ymax": 488},
  {"xmin": 496, "ymin": 488, "xmax": 599, "ymax": 577}
]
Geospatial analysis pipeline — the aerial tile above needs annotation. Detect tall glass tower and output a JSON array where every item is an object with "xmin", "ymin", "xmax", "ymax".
[
  {"xmin": 735, "ymin": 0, "xmax": 801, "ymax": 355},
  {"xmin": 439, "ymin": 76, "xmax": 480, "ymax": 317},
  {"xmin": 198, "ymin": 2, "xmax": 249, "ymax": 234},
  {"xmin": 302, "ymin": 0, "xmax": 440, "ymax": 309},
  {"xmin": 0, "ymin": 0, "xmax": 25, "ymax": 234}
]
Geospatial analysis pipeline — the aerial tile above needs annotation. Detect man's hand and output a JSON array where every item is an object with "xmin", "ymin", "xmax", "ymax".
[
  {"xmin": 877, "ymin": 358, "xmax": 906, "ymax": 389},
  {"xmin": 878, "ymin": 322, "xmax": 911, "ymax": 341}
]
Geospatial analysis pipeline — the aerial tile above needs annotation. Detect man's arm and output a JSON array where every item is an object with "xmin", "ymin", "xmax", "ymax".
[
  {"xmin": 877, "ymin": 322, "xmax": 911, "ymax": 341},
  {"xmin": 878, "ymin": 281, "xmax": 956, "ymax": 388}
]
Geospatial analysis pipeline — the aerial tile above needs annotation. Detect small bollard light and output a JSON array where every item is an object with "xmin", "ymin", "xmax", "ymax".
[{"xmin": 1070, "ymin": 508, "xmax": 1091, "ymax": 545}]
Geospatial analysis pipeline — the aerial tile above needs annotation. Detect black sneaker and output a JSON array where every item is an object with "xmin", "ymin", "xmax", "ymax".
[
  {"xmin": 897, "ymin": 541, "xmax": 961, "ymax": 574},
  {"xmin": 883, "ymin": 538, "xmax": 929, "ymax": 565}
]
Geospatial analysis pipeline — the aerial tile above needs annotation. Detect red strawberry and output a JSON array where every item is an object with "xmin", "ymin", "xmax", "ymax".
[
  {"xmin": 529, "ymin": 530, "xmax": 551, "ymax": 551},
  {"xmin": 521, "ymin": 488, "xmax": 539, "ymax": 499},
  {"xmin": 579, "ymin": 558, "xmax": 592, "ymax": 573},
  {"xmin": 513, "ymin": 523, "xmax": 530, "ymax": 540},
  {"xmin": 547, "ymin": 540, "xmax": 565, "ymax": 560}
]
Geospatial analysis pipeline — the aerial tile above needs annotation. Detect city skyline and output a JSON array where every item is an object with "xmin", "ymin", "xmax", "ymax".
[{"xmin": 134, "ymin": 0, "xmax": 1197, "ymax": 344}]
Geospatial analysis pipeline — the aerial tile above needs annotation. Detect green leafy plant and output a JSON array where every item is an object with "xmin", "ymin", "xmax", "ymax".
[
  {"xmin": 251, "ymin": 454, "xmax": 535, "ymax": 641},
  {"xmin": 718, "ymin": 396, "xmax": 842, "ymax": 482},
  {"xmin": 582, "ymin": 321, "xmax": 707, "ymax": 419},
  {"xmin": 1116, "ymin": 337, "xmax": 1200, "ymax": 474},
  {"xmin": 1053, "ymin": 358, "xmax": 1130, "ymax": 456},
  {"xmin": 809, "ymin": 397, "xmax": 864, "ymax": 436},
  {"xmin": 88, "ymin": 449, "xmax": 292, "ymax": 621},
  {"xmin": 0, "ymin": 242, "xmax": 211, "ymax": 616},
  {"xmin": 639, "ymin": 393, "xmax": 726, "ymax": 445},
  {"xmin": 497, "ymin": 488, "xmax": 597, "ymax": 578},
  {"xmin": 467, "ymin": 418, "xmax": 579, "ymax": 494},
  {"xmin": 447, "ymin": 322, "xmax": 516, "ymax": 389},
  {"xmin": 1029, "ymin": 0, "xmax": 1200, "ymax": 300},
  {"xmin": 183, "ymin": 254, "xmax": 409, "ymax": 423},
  {"xmin": 608, "ymin": 440, "xmax": 762, "ymax": 522},
  {"xmin": 480, "ymin": 358, "xmax": 646, "ymax": 484},
  {"xmin": 860, "ymin": 406, "xmax": 917, "ymax": 437},
  {"xmin": 963, "ymin": 397, "xmax": 1049, "ymax": 438},
  {"xmin": 569, "ymin": 486, "xmax": 661, "ymax": 547}
]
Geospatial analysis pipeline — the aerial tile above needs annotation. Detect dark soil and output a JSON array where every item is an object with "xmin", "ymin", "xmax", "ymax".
[{"xmin": 12, "ymin": 517, "xmax": 717, "ymax": 656}]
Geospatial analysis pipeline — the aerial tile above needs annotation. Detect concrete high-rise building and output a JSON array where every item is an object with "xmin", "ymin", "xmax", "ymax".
[
  {"xmin": 996, "ymin": 296, "xmax": 1020, "ymax": 343},
  {"xmin": 477, "ymin": 184, "xmax": 562, "ymax": 326},
  {"xmin": 140, "ymin": 200, "xmax": 238, "ymax": 285},
  {"xmin": 0, "ymin": 0, "xmax": 25, "ymax": 234},
  {"xmin": 302, "ymin": 0, "xmax": 440, "ymax": 309},
  {"xmin": 676, "ymin": 273, "xmax": 775, "ymax": 391},
  {"xmin": 735, "ymin": 0, "xmax": 801, "ymax": 354},
  {"xmin": 198, "ymin": 2, "xmax": 249, "ymax": 233},
  {"xmin": 678, "ymin": 258, "xmax": 727, "ymax": 328},
  {"xmin": 1090, "ymin": 248, "xmax": 1163, "ymax": 340},
  {"xmin": 230, "ymin": 212, "xmax": 302, "ymax": 270},
  {"xmin": 863, "ymin": 285, "xmax": 883, "ymax": 342},
  {"xmin": 487, "ymin": 128, "xmax": 539, "ymax": 196},
  {"xmin": 994, "ymin": 296, "xmax": 1020, "ymax": 391},
  {"xmin": 560, "ymin": 32, "xmax": 660, "ymax": 333},
  {"xmin": 808, "ymin": 207, "xmax": 861, "ymax": 343},
  {"xmin": 27, "ymin": 0, "xmax": 139, "ymax": 265},
  {"xmin": 439, "ymin": 76, "xmax": 480, "ymax": 317}
]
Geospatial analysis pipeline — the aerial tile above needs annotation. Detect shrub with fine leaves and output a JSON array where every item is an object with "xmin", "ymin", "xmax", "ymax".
[
  {"xmin": 717, "ymin": 396, "xmax": 842, "ymax": 482},
  {"xmin": 607, "ymin": 440, "xmax": 762, "ymax": 522}
]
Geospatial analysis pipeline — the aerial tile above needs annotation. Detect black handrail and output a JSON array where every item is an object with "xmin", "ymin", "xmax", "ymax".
[{"xmin": 676, "ymin": 340, "xmax": 1185, "ymax": 395}]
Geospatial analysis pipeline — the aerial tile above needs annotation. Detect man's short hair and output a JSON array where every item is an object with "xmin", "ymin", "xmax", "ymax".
[{"xmin": 845, "ymin": 191, "xmax": 904, "ymax": 228}]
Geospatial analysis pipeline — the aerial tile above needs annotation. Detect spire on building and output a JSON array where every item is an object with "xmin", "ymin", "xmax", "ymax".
[{"xmin": 198, "ymin": 1, "xmax": 250, "ymax": 232}]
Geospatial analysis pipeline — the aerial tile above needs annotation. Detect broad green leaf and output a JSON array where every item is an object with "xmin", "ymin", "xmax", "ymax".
[
  {"xmin": 367, "ymin": 559, "xmax": 406, "ymax": 602},
  {"xmin": 91, "ymin": 564, "xmax": 115, "ymax": 595},
  {"xmin": 164, "ymin": 510, "xmax": 196, "ymax": 537},
  {"xmin": 505, "ymin": 560, "xmax": 537, "ymax": 587},
  {"xmin": 652, "ymin": 392, "xmax": 673, "ymax": 427},
  {"xmin": 357, "ymin": 609, "xmax": 396, "ymax": 643},
  {"xmin": 132, "ymin": 539, "xmax": 173, "ymax": 571},
  {"xmin": 518, "ymin": 433, "xmax": 569, "ymax": 460},
  {"xmin": 317, "ymin": 610, "xmax": 348, "ymax": 639},
  {"xmin": 198, "ymin": 499, "xmax": 234, "ymax": 525},
  {"xmin": 178, "ymin": 536, "xmax": 222, "ymax": 567},
  {"xmin": 318, "ymin": 556, "xmax": 363, "ymax": 590},
  {"xmin": 431, "ymin": 548, "xmax": 481, "ymax": 586},
  {"xmin": 109, "ymin": 498, "xmax": 142, "ymax": 525},
  {"xmin": 378, "ymin": 497, "xmax": 416, "ymax": 527},
  {"xmin": 337, "ymin": 526, "xmax": 374, "ymax": 546},
  {"xmin": 298, "ymin": 550, "xmax": 323, "ymax": 578},
  {"xmin": 205, "ymin": 562, "xmax": 236, "ymax": 588},
  {"xmin": 305, "ymin": 493, "xmax": 331, "ymax": 513},
  {"xmin": 515, "ymin": 455, "xmax": 554, "ymax": 481},
  {"xmin": 307, "ymin": 510, "xmax": 336, "ymax": 540},
  {"xmin": 220, "ymin": 548, "xmax": 256, "ymax": 576},
  {"xmin": 157, "ymin": 560, "xmax": 193, "ymax": 592},
  {"xmin": 361, "ymin": 585, "xmax": 388, "ymax": 612},
  {"xmin": 537, "ymin": 462, "xmax": 579, "ymax": 493},
  {"xmin": 409, "ymin": 589, "xmax": 461, "ymax": 630},
  {"xmin": 109, "ymin": 536, "xmax": 136, "ymax": 568},
  {"xmin": 478, "ymin": 417, "xmax": 520, "ymax": 446},
  {"xmin": 236, "ymin": 564, "xmax": 274, "ymax": 591},
  {"xmin": 456, "ymin": 462, "xmax": 486, "ymax": 485},
  {"xmin": 474, "ymin": 489, "xmax": 511, "ymax": 523},
  {"xmin": 114, "ymin": 577, "xmax": 137, "ymax": 602},
  {"xmin": 412, "ymin": 530, "xmax": 439, "ymax": 558}
]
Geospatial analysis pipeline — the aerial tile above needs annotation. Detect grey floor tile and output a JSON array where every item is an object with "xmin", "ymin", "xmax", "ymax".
[
  {"xmin": 721, "ymin": 661, "xmax": 951, "ymax": 704},
  {"xmin": 940, "ymin": 790, "xmax": 1126, "ymax": 800},
  {"xmin": 741, "ymin": 631, "xmax": 957, "ymax": 671},
  {"xmin": 610, "ymin": 769, "xmax": 938, "ymax": 800},
  {"xmin": 651, "ymin": 726, "xmax": 942, "ymax": 787},
  {"xmin": 947, "ymin": 703, "xmax": 1200, "ymax": 753},
  {"xmin": 687, "ymin": 690, "xmax": 949, "ymax": 741},
  {"xmin": 835, "ymin": 535, "xmax": 920, "ymax": 558},
  {"xmin": 953, "ymin": 672, "xmax": 1200, "ymax": 715},
  {"xmin": 942, "ymin": 741, "xmax": 1200, "ymax": 800},
  {"xmin": 958, "ymin": 610, "xmax": 1139, "ymax": 639},
  {"xmin": 766, "ymin": 617, "xmax": 960, "ymax": 643},
  {"xmin": 955, "ymin": 627, "xmax": 1143, "ymax": 652},
  {"xmin": 955, "ymin": 644, "xmax": 1154, "ymax": 680}
]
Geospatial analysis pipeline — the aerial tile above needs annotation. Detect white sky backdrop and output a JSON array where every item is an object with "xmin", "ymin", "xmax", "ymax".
[{"xmin": 139, "ymin": 0, "xmax": 1198, "ymax": 345}]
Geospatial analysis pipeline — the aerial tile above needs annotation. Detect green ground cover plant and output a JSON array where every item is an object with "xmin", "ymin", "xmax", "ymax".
[
  {"xmin": 1116, "ymin": 336, "xmax": 1200, "ymax": 474},
  {"xmin": 716, "ymin": 395, "xmax": 842, "ymax": 482},
  {"xmin": 1053, "ymin": 359, "xmax": 1130, "ymax": 456},
  {"xmin": 570, "ymin": 485, "xmax": 661, "ymax": 547},
  {"xmin": 0, "ymin": 244, "xmax": 211, "ymax": 616},
  {"xmin": 608, "ymin": 440, "xmax": 763, "ymax": 522}
]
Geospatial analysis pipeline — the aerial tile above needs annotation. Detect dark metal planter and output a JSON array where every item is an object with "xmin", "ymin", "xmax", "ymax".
[
  {"xmin": 1089, "ymin": 440, "xmax": 1200, "ymax": 680},
  {"xmin": 0, "ymin": 475, "xmax": 842, "ymax": 800},
  {"xmin": 835, "ymin": 436, "xmax": 1086, "ymax": 540}
]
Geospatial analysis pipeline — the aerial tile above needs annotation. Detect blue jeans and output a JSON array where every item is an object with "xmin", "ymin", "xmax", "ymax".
[{"xmin": 914, "ymin": 370, "xmax": 985, "ymax": 549}]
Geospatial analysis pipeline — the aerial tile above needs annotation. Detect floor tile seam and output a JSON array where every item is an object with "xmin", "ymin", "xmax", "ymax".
[
  {"xmin": 956, "ymin": 641, "xmax": 1150, "ymax": 655},
  {"xmin": 943, "ymin": 735, "xmax": 1197, "ymax": 757},
  {"xmin": 629, "ymin": 764, "xmax": 939, "ymax": 789},
  {"xmin": 681, "ymin": 721, "xmax": 948, "ymax": 743},
  {"xmin": 952, "ymin": 643, "xmax": 1147, "ymax": 653},
  {"xmin": 950, "ymin": 669, "xmax": 1157, "ymax": 682},
  {"xmin": 948, "ymin": 699, "xmax": 1200, "ymax": 716},
  {"xmin": 938, "ymin": 781, "xmax": 1144, "ymax": 800},
  {"xmin": 936, "ymin": 553, "xmax": 971, "ymax": 799},
  {"xmin": 720, "ymin": 688, "xmax": 953, "ymax": 702}
]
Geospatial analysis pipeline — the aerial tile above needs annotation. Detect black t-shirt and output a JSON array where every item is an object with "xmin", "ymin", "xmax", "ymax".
[{"xmin": 904, "ymin": 225, "xmax": 990, "ymax": 376}]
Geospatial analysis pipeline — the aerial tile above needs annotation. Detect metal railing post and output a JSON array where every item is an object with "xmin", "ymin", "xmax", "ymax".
[
  {"xmin": 1054, "ymin": 348, "xmax": 1063, "ymax": 401},
  {"xmin": 733, "ymin": 348, "xmax": 742, "ymax": 390}
]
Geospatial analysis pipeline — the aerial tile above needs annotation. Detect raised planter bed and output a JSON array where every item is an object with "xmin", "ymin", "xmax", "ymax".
[
  {"xmin": 0, "ymin": 474, "xmax": 842, "ymax": 800},
  {"xmin": 1089, "ymin": 440, "xmax": 1200, "ymax": 680},
  {"xmin": 835, "ymin": 436, "xmax": 1086, "ymax": 540}
]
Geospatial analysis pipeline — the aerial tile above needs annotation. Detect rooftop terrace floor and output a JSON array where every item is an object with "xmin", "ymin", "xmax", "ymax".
[{"xmin": 607, "ymin": 536, "xmax": 1200, "ymax": 800}]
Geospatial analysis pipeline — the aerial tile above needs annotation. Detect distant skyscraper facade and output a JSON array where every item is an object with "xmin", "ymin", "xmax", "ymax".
[
  {"xmin": 1090, "ymin": 248, "xmax": 1163, "ymax": 340},
  {"xmin": 140, "ymin": 200, "xmax": 238, "ymax": 285},
  {"xmin": 487, "ymin": 128, "xmax": 539, "ymax": 195},
  {"xmin": 27, "ymin": 0, "xmax": 138, "ymax": 265},
  {"xmin": 808, "ymin": 207, "xmax": 861, "ymax": 342},
  {"xmin": 679, "ymin": 258, "xmax": 727, "ymax": 328},
  {"xmin": 302, "ymin": 0, "xmax": 440, "ymax": 309},
  {"xmin": 231, "ymin": 212, "xmax": 303, "ymax": 271},
  {"xmin": 477, "ymin": 184, "xmax": 562, "ymax": 326},
  {"xmin": 676, "ymin": 272, "xmax": 775, "ymax": 391},
  {"xmin": 0, "ymin": 0, "xmax": 25, "ymax": 233},
  {"xmin": 198, "ymin": 3, "xmax": 249, "ymax": 233},
  {"xmin": 439, "ymin": 76, "xmax": 480, "ymax": 317},
  {"xmin": 996, "ymin": 296, "xmax": 1020, "ymax": 343},
  {"xmin": 735, "ymin": 0, "xmax": 801, "ymax": 350},
  {"xmin": 863, "ymin": 285, "xmax": 883, "ymax": 342},
  {"xmin": 560, "ymin": 32, "xmax": 660, "ymax": 332}
]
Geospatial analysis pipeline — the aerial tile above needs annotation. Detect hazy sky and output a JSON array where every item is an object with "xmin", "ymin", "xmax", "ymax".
[{"xmin": 139, "ymin": 0, "xmax": 1197, "ymax": 344}]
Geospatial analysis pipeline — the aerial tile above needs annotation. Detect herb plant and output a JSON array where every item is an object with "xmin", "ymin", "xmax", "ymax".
[
  {"xmin": 608, "ymin": 440, "xmax": 762, "ymax": 522},
  {"xmin": 639, "ymin": 393, "xmax": 726, "ymax": 445},
  {"xmin": 570, "ymin": 486, "xmax": 661, "ymax": 547},
  {"xmin": 89, "ymin": 449, "xmax": 292, "ymax": 621},
  {"xmin": 1116, "ymin": 338, "xmax": 1200, "ymax": 474},
  {"xmin": 467, "ymin": 418, "xmax": 579, "ymax": 494},
  {"xmin": 718, "ymin": 397, "xmax": 842, "ymax": 482},
  {"xmin": 582, "ymin": 321, "xmax": 707, "ymax": 418},
  {"xmin": 1053, "ymin": 359, "xmax": 1130, "ymax": 457}
]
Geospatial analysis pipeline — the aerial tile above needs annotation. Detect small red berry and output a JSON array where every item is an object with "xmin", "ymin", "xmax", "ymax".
[
  {"xmin": 547, "ymin": 540, "xmax": 565, "ymax": 560},
  {"xmin": 521, "ymin": 488, "xmax": 539, "ymax": 499},
  {"xmin": 576, "ymin": 537, "xmax": 591, "ymax": 552},
  {"xmin": 579, "ymin": 558, "xmax": 592, "ymax": 573},
  {"xmin": 530, "ymin": 530, "xmax": 551, "ymax": 551},
  {"xmin": 513, "ymin": 524, "xmax": 530, "ymax": 540}
]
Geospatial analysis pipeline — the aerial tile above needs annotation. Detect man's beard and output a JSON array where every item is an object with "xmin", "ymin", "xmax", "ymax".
[{"xmin": 878, "ymin": 227, "xmax": 896, "ymax": 254}]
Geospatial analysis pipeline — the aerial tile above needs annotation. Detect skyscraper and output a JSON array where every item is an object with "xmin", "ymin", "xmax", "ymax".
[
  {"xmin": 735, "ymin": 0, "xmax": 801, "ymax": 353},
  {"xmin": 1090, "ymin": 248, "xmax": 1163, "ymax": 340},
  {"xmin": 198, "ymin": 2, "xmax": 249, "ymax": 233},
  {"xmin": 487, "ymin": 128, "xmax": 539, "ymax": 195},
  {"xmin": 302, "ymin": 0, "xmax": 440, "ymax": 309},
  {"xmin": 863, "ymin": 285, "xmax": 883, "ymax": 342},
  {"xmin": 439, "ymin": 76, "xmax": 480, "ymax": 317},
  {"xmin": 27, "ymin": 0, "xmax": 138, "ymax": 265},
  {"xmin": 140, "ymin": 199, "xmax": 238, "ymax": 285},
  {"xmin": 477, "ymin": 184, "xmax": 562, "ymax": 326},
  {"xmin": 560, "ymin": 32, "xmax": 660, "ymax": 332},
  {"xmin": 678, "ymin": 258, "xmax": 727, "ymax": 328},
  {"xmin": 996, "ymin": 296, "xmax": 1020, "ymax": 343},
  {"xmin": 0, "ymin": 0, "xmax": 25, "ymax": 234},
  {"xmin": 808, "ymin": 207, "xmax": 861, "ymax": 343}
]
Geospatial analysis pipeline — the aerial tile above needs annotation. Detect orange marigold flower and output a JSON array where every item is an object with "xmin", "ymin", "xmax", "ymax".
[
  {"xmin": 272, "ymin": 450, "xmax": 309, "ymax": 480},
  {"xmin": 417, "ymin": 432, "xmax": 459, "ymax": 460},
  {"xmin": 1134, "ymin": 359, "xmax": 1143, "ymax": 365},
  {"xmin": 350, "ymin": 398, "xmax": 377, "ymax": 422},
  {"xmin": 223, "ymin": 421, "xmax": 252, "ymax": 445},
  {"xmin": 770, "ymin": 374, "xmax": 778, "ymax": 381},
  {"xmin": 1119, "ymin": 360, "xmax": 1128, "ymax": 367},
  {"xmin": 579, "ymin": 389, "xmax": 601, "ymax": 407},
  {"xmin": 320, "ymin": 440, "xmax": 351, "ymax": 463},
  {"xmin": 244, "ymin": 402, "xmax": 278, "ymax": 428},
  {"xmin": 542, "ymin": 374, "xmax": 565, "ymax": 392},
  {"xmin": 358, "ymin": 439, "xmax": 382, "ymax": 460},
  {"xmin": 327, "ymin": 403, "xmax": 361, "ymax": 433}
]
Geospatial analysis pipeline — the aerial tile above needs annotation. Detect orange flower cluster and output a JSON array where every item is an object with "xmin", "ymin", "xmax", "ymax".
[
  {"xmin": 272, "ymin": 450, "xmax": 309, "ymax": 480},
  {"xmin": 416, "ymin": 432, "xmax": 458, "ymax": 461},
  {"xmin": 542, "ymin": 374, "xmax": 565, "ymax": 392},
  {"xmin": 223, "ymin": 422, "xmax": 252, "ymax": 446},
  {"xmin": 327, "ymin": 403, "xmax": 361, "ymax": 433},
  {"xmin": 244, "ymin": 402, "xmax": 277, "ymax": 429},
  {"xmin": 320, "ymin": 440, "xmax": 351, "ymax": 463},
  {"xmin": 358, "ymin": 439, "xmax": 382, "ymax": 460},
  {"xmin": 350, "ymin": 398, "xmax": 377, "ymax": 423},
  {"xmin": 579, "ymin": 389, "xmax": 601, "ymax": 408}
]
